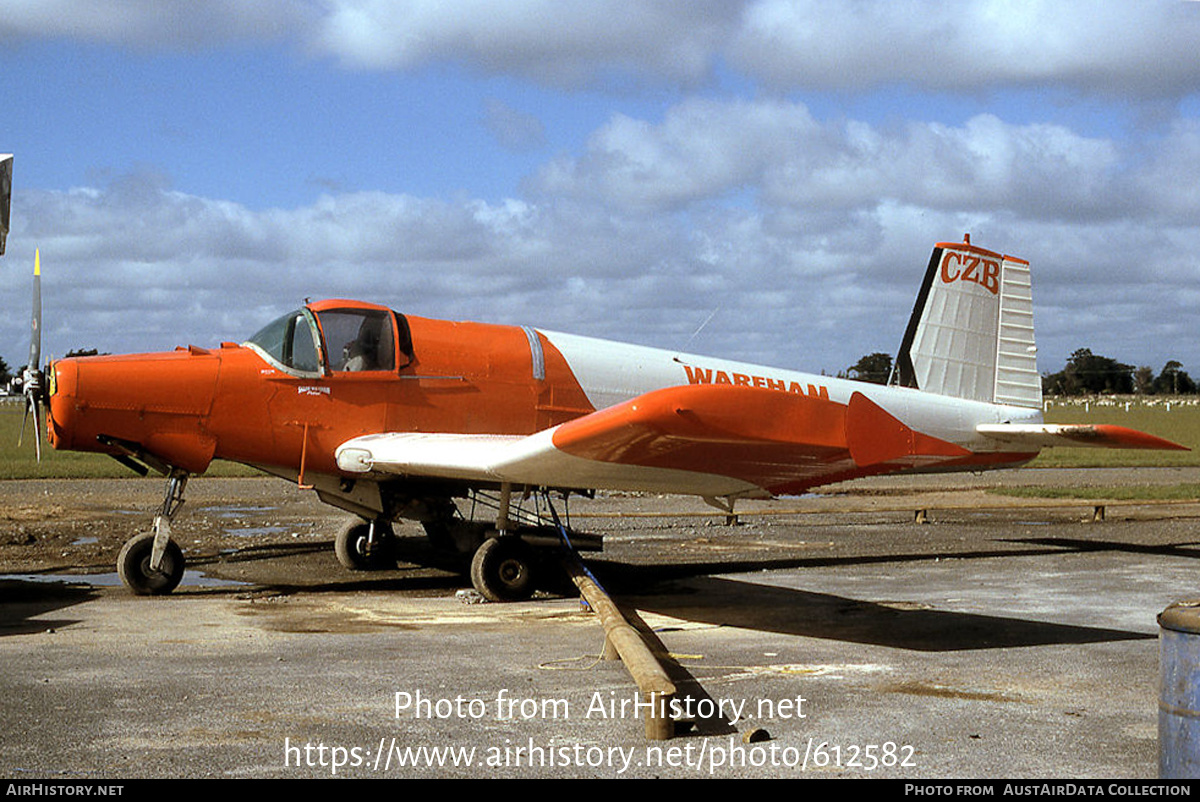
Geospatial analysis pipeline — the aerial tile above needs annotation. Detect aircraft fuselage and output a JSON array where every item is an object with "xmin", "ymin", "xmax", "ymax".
[{"xmin": 46, "ymin": 302, "xmax": 1044, "ymax": 500}]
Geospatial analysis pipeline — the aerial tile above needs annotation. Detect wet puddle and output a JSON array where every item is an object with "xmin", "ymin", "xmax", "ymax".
[
  {"xmin": 224, "ymin": 526, "xmax": 289, "ymax": 538},
  {"xmin": 0, "ymin": 571, "xmax": 249, "ymax": 588}
]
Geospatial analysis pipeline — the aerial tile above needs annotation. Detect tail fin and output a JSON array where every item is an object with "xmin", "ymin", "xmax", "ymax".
[{"xmin": 895, "ymin": 238, "xmax": 1041, "ymax": 408}]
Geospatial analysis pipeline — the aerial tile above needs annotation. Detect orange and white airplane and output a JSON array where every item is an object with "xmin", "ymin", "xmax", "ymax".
[{"xmin": 16, "ymin": 235, "xmax": 1186, "ymax": 600}]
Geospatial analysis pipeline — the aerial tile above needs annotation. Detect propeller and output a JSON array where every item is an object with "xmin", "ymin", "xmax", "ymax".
[{"xmin": 16, "ymin": 249, "xmax": 44, "ymax": 461}]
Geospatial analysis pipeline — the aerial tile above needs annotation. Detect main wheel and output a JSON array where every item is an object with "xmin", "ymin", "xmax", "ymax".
[
  {"xmin": 470, "ymin": 536, "xmax": 536, "ymax": 602},
  {"xmin": 335, "ymin": 519, "xmax": 395, "ymax": 570},
  {"xmin": 117, "ymin": 531, "xmax": 185, "ymax": 596}
]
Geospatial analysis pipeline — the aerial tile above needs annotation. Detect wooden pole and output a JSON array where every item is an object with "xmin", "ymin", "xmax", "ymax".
[{"xmin": 562, "ymin": 555, "xmax": 676, "ymax": 740}]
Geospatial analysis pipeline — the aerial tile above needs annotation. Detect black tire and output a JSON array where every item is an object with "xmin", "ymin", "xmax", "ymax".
[
  {"xmin": 469, "ymin": 536, "xmax": 536, "ymax": 602},
  {"xmin": 335, "ymin": 519, "xmax": 394, "ymax": 570},
  {"xmin": 117, "ymin": 531, "xmax": 185, "ymax": 596}
]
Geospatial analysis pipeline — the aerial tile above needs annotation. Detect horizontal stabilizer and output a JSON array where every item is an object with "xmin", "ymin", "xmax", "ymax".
[{"xmin": 977, "ymin": 423, "xmax": 1188, "ymax": 451}]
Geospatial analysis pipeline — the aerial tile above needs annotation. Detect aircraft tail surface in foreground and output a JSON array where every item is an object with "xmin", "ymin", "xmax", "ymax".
[
  {"xmin": 0, "ymin": 154, "xmax": 11, "ymax": 256},
  {"xmin": 334, "ymin": 238, "xmax": 1184, "ymax": 501}
]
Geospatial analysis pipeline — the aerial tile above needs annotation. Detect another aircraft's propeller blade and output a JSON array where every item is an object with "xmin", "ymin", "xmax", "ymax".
[
  {"xmin": 0, "ymin": 154, "xmax": 11, "ymax": 257},
  {"xmin": 17, "ymin": 400, "xmax": 29, "ymax": 446},
  {"xmin": 29, "ymin": 248, "xmax": 40, "ymax": 373},
  {"xmin": 18, "ymin": 394, "xmax": 42, "ymax": 462},
  {"xmin": 16, "ymin": 249, "xmax": 45, "ymax": 462}
]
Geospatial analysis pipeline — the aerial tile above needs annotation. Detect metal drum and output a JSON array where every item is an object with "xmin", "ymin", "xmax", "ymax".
[{"xmin": 1160, "ymin": 600, "xmax": 1200, "ymax": 778}]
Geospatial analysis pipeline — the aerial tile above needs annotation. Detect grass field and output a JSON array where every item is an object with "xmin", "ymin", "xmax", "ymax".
[
  {"xmin": 991, "ymin": 484, "xmax": 1200, "ymax": 501},
  {"xmin": 2, "ymin": 396, "xmax": 1197, "ymax": 481},
  {"xmin": 1033, "ymin": 398, "xmax": 1200, "ymax": 468}
]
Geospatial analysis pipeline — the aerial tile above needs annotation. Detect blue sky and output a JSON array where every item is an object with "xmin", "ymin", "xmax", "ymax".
[{"xmin": 3, "ymin": 1, "xmax": 1200, "ymax": 382}]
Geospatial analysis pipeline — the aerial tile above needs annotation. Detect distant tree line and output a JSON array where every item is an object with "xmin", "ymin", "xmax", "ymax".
[
  {"xmin": 1042, "ymin": 348, "xmax": 1195, "ymax": 396},
  {"xmin": 842, "ymin": 352, "xmax": 894, "ymax": 384},
  {"xmin": 843, "ymin": 347, "xmax": 1197, "ymax": 396}
]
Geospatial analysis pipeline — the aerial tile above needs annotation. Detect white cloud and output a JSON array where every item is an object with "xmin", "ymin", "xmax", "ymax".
[
  {"xmin": 531, "ymin": 100, "xmax": 1128, "ymax": 224},
  {"xmin": 532, "ymin": 99, "xmax": 821, "ymax": 210},
  {"xmin": 6, "ymin": 83, "xmax": 1200, "ymax": 376},
  {"xmin": 731, "ymin": 0, "xmax": 1200, "ymax": 97},
  {"xmin": 6, "ymin": 1, "xmax": 1198, "ymax": 99},
  {"xmin": 3, "ymin": 0, "xmax": 1200, "ymax": 377},
  {"xmin": 0, "ymin": 0, "xmax": 307, "ymax": 46},
  {"xmin": 309, "ymin": 0, "xmax": 735, "ymax": 86},
  {"xmin": 1132, "ymin": 119, "xmax": 1200, "ymax": 223}
]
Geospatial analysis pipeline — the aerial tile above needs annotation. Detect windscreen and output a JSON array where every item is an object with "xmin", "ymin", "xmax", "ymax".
[{"xmin": 245, "ymin": 308, "xmax": 321, "ymax": 374}]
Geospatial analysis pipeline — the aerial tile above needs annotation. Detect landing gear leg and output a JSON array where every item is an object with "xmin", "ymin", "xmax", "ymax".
[
  {"xmin": 427, "ymin": 487, "xmax": 591, "ymax": 602},
  {"xmin": 118, "ymin": 471, "xmax": 188, "ymax": 595},
  {"xmin": 467, "ymin": 483, "xmax": 540, "ymax": 601}
]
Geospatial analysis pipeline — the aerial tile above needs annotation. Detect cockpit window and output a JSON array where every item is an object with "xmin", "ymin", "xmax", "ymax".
[
  {"xmin": 316, "ymin": 309, "xmax": 396, "ymax": 372},
  {"xmin": 245, "ymin": 308, "xmax": 322, "ymax": 375},
  {"xmin": 247, "ymin": 305, "xmax": 413, "ymax": 375}
]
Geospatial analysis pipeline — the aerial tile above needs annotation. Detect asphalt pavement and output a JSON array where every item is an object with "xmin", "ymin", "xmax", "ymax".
[{"xmin": 2, "ymin": 470, "xmax": 1199, "ymax": 778}]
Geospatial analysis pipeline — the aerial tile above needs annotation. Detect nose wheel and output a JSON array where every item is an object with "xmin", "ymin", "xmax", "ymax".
[
  {"xmin": 335, "ymin": 518, "xmax": 396, "ymax": 570},
  {"xmin": 117, "ymin": 471, "xmax": 190, "ymax": 595},
  {"xmin": 117, "ymin": 532, "xmax": 185, "ymax": 595}
]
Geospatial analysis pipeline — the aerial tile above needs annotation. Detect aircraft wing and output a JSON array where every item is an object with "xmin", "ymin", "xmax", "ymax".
[
  {"xmin": 976, "ymin": 423, "xmax": 1188, "ymax": 451},
  {"xmin": 335, "ymin": 385, "xmax": 978, "ymax": 498}
]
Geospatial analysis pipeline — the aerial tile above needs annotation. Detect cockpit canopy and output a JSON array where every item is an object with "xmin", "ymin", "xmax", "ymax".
[{"xmin": 245, "ymin": 302, "xmax": 413, "ymax": 376}]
